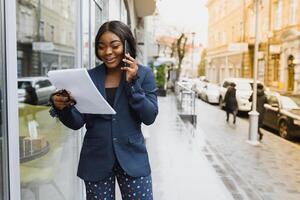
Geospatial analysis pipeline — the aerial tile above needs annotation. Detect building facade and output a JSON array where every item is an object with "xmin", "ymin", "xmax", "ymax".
[
  {"xmin": 0, "ymin": 0, "xmax": 156, "ymax": 200},
  {"xmin": 206, "ymin": 0, "xmax": 300, "ymax": 94},
  {"xmin": 206, "ymin": 0, "xmax": 247, "ymax": 84}
]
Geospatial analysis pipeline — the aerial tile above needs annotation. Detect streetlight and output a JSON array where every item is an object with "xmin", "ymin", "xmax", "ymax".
[
  {"xmin": 191, "ymin": 32, "xmax": 196, "ymax": 71},
  {"xmin": 247, "ymin": 0, "xmax": 261, "ymax": 145}
]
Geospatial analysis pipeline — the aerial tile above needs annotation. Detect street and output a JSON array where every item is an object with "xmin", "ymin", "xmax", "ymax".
[
  {"xmin": 194, "ymin": 97, "xmax": 300, "ymax": 200},
  {"xmin": 196, "ymin": 97, "xmax": 300, "ymax": 146}
]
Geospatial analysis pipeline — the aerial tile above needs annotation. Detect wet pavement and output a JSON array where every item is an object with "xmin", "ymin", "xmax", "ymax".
[
  {"xmin": 194, "ymin": 96, "xmax": 300, "ymax": 200},
  {"xmin": 145, "ymin": 96, "xmax": 234, "ymax": 200}
]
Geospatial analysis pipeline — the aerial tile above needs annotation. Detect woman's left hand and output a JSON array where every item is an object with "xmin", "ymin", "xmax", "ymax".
[{"xmin": 121, "ymin": 53, "xmax": 138, "ymax": 83}]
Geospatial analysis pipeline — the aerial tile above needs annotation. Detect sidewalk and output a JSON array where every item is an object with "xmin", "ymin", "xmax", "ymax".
[{"xmin": 144, "ymin": 96, "xmax": 234, "ymax": 200}]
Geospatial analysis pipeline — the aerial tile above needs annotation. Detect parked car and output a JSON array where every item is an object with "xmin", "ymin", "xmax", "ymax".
[
  {"xmin": 219, "ymin": 78, "xmax": 263, "ymax": 112},
  {"xmin": 199, "ymin": 83, "xmax": 220, "ymax": 104},
  {"xmin": 192, "ymin": 79, "xmax": 208, "ymax": 98},
  {"xmin": 263, "ymin": 92, "xmax": 300, "ymax": 139},
  {"xmin": 18, "ymin": 77, "xmax": 56, "ymax": 105}
]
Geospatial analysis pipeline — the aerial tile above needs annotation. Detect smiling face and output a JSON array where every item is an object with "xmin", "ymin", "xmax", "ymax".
[{"xmin": 97, "ymin": 31, "xmax": 124, "ymax": 69}]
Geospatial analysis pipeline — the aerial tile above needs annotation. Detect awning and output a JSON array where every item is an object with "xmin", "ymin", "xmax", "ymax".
[
  {"xmin": 134, "ymin": 0, "xmax": 156, "ymax": 17},
  {"xmin": 153, "ymin": 57, "xmax": 176, "ymax": 67}
]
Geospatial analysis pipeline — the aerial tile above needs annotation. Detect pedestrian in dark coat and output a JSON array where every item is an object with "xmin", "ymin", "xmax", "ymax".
[
  {"xmin": 249, "ymin": 83, "xmax": 267, "ymax": 141},
  {"xmin": 24, "ymin": 85, "xmax": 38, "ymax": 105},
  {"xmin": 224, "ymin": 82, "xmax": 238, "ymax": 124}
]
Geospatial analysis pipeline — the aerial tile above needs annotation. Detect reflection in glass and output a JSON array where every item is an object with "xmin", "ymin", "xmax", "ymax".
[{"xmin": 17, "ymin": 1, "xmax": 80, "ymax": 199}]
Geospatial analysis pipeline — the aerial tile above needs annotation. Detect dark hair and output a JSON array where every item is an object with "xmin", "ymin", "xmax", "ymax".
[
  {"xmin": 230, "ymin": 82, "xmax": 236, "ymax": 87},
  {"xmin": 95, "ymin": 20, "xmax": 137, "ymax": 60},
  {"xmin": 257, "ymin": 83, "xmax": 264, "ymax": 90}
]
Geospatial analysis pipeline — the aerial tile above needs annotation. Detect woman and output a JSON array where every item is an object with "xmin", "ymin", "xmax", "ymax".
[
  {"xmin": 50, "ymin": 21, "xmax": 158, "ymax": 200},
  {"xmin": 249, "ymin": 83, "xmax": 267, "ymax": 141},
  {"xmin": 224, "ymin": 82, "xmax": 238, "ymax": 124}
]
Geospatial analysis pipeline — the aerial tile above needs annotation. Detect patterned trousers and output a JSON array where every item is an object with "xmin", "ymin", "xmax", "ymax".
[{"xmin": 84, "ymin": 163, "xmax": 153, "ymax": 200}]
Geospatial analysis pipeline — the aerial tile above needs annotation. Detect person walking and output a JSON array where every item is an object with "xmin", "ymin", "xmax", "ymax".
[
  {"xmin": 224, "ymin": 82, "xmax": 238, "ymax": 124},
  {"xmin": 50, "ymin": 20, "xmax": 158, "ymax": 200},
  {"xmin": 24, "ymin": 85, "xmax": 38, "ymax": 105},
  {"xmin": 249, "ymin": 83, "xmax": 267, "ymax": 141}
]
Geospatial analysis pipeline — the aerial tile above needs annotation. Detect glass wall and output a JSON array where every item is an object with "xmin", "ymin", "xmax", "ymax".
[
  {"xmin": 0, "ymin": 0, "xmax": 8, "ymax": 199},
  {"xmin": 17, "ymin": 0, "xmax": 81, "ymax": 199}
]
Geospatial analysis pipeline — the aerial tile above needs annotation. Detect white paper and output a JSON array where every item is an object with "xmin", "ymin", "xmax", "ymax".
[{"xmin": 47, "ymin": 68, "xmax": 116, "ymax": 115}]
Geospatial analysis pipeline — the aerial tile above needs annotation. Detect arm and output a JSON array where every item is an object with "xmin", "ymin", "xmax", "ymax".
[
  {"xmin": 124, "ymin": 69, "xmax": 158, "ymax": 125},
  {"xmin": 56, "ymin": 106, "xmax": 85, "ymax": 130}
]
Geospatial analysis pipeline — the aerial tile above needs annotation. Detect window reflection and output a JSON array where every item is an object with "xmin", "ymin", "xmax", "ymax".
[{"xmin": 17, "ymin": 1, "xmax": 80, "ymax": 199}]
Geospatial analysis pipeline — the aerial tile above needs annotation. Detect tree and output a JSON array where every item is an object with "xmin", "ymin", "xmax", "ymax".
[
  {"xmin": 176, "ymin": 33, "xmax": 188, "ymax": 80},
  {"xmin": 198, "ymin": 49, "xmax": 206, "ymax": 76}
]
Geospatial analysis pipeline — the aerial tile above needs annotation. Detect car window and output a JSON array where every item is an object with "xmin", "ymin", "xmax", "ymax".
[
  {"xmin": 280, "ymin": 96, "xmax": 299, "ymax": 110},
  {"xmin": 43, "ymin": 80, "xmax": 52, "ymax": 87},
  {"xmin": 18, "ymin": 81, "xmax": 31, "ymax": 89},
  {"xmin": 35, "ymin": 81, "xmax": 44, "ymax": 88}
]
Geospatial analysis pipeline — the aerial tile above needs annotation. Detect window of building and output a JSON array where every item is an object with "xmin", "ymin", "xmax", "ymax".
[
  {"xmin": 50, "ymin": 25, "xmax": 54, "ymax": 41},
  {"xmin": 272, "ymin": 54, "xmax": 280, "ymax": 81},
  {"xmin": 39, "ymin": 21, "xmax": 45, "ymax": 41},
  {"xmin": 289, "ymin": 0, "xmax": 297, "ymax": 24},
  {"xmin": 274, "ymin": 0, "xmax": 282, "ymax": 29},
  {"xmin": 248, "ymin": 9, "xmax": 255, "ymax": 37}
]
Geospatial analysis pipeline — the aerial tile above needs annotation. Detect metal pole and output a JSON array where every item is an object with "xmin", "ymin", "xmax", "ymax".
[
  {"xmin": 247, "ymin": 0, "xmax": 260, "ymax": 145},
  {"xmin": 191, "ymin": 32, "xmax": 195, "ymax": 73}
]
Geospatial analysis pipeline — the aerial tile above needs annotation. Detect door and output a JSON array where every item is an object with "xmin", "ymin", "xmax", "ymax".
[{"xmin": 288, "ymin": 55, "xmax": 295, "ymax": 92}]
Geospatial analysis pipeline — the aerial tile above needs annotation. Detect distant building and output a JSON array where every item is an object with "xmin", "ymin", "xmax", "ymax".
[{"xmin": 206, "ymin": 0, "xmax": 300, "ymax": 94}]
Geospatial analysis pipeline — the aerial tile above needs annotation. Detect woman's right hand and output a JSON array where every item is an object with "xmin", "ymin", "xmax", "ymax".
[{"xmin": 51, "ymin": 90, "xmax": 75, "ymax": 110}]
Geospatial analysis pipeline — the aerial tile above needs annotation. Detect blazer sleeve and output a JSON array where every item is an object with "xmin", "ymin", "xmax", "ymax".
[
  {"xmin": 124, "ymin": 68, "xmax": 158, "ymax": 125},
  {"xmin": 57, "ymin": 106, "xmax": 85, "ymax": 130}
]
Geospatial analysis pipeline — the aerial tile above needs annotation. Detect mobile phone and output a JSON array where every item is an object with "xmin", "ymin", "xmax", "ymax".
[{"xmin": 124, "ymin": 40, "xmax": 130, "ymax": 67}]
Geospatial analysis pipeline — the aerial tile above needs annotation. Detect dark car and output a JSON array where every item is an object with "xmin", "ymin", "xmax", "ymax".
[{"xmin": 263, "ymin": 92, "xmax": 300, "ymax": 139}]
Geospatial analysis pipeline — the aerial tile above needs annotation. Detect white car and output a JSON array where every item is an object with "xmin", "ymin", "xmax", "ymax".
[
  {"xmin": 192, "ymin": 79, "xmax": 208, "ymax": 98},
  {"xmin": 199, "ymin": 83, "xmax": 220, "ymax": 104},
  {"xmin": 219, "ymin": 78, "xmax": 263, "ymax": 112},
  {"xmin": 18, "ymin": 77, "xmax": 56, "ymax": 105}
]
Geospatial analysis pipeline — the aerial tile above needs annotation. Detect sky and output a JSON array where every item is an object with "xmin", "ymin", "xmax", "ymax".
[{"xmin": 157, "ymin": 0, "xmax": 208, "ymax": 46}]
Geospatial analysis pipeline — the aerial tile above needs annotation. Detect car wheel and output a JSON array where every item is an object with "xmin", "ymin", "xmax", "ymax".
[{"xmin": 279, "ymin": 120, "xmax": 290, "ymax": 139}]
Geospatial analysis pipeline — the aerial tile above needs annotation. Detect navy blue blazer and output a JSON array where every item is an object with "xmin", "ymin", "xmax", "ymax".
[{"xmin": 56, "ymin": 64, "xmax": 158, "ymax": 181}]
